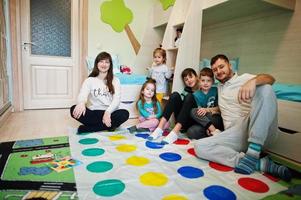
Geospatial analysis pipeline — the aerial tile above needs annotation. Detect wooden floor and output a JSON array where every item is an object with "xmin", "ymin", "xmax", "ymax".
[{"xmin": 0, "ymin": 109, "xmax": 136, "ymax": 142}]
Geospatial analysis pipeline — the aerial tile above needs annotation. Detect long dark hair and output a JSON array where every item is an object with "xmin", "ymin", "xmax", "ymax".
[
  {"xmin": 89, "ymin": 52, "xmax": 115, "ymax": 94},
  {"xmin": 137, "ymin": 78, "xmax": 158, "ymax": 114}
]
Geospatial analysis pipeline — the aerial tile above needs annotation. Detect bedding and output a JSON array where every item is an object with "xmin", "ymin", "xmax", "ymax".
[{"xmin": 272, "ymin": 83, "xmax": 301, "ymax": 102}]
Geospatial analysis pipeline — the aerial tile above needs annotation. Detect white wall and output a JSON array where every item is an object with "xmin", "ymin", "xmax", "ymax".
[
  {"xmin": 88, "ymin": 0, "xmax": 155, "ymax": 73},
  {"xmin": 200, "ymin": 1, "xmax": 301, "ymax": 84}
]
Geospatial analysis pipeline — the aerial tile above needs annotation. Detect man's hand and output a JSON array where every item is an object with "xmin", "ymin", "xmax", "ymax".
[
  {"xmin": 102, "ymin": 111, "xmax": 112, "ymax": 127},
  {"xmin": 238, "ymin": 78, "xmax": 256, "ymax": 103},
  {"xmin": 72, "ymin": 103, "xmax": 86, "ymax": 119}
]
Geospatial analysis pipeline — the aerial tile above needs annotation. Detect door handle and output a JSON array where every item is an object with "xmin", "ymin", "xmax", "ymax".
[{"xmin": 22, "ymin": 42, "xmax": 37, "ymax": 50}]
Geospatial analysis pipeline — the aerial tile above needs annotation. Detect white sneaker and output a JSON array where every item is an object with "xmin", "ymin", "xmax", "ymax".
[
  {"xmin": 148, "ymin": 128, "xmax": 163, "ymax": 140},
  {"xmin": 210, "ymin": 129, "xmax": 221, "ymax": 136},
  {"xmin": 162, "ymin": 131, "xmax": 178, "ymax": 144}
]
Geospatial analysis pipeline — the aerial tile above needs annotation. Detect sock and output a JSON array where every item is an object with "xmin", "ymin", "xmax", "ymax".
[
  {"xmin": 259, "ymin": 156, "xmax": 292, "ymax": 182},
  {"xmin": 162, "ymin": 131, "xmax": 178, "ymax": 144},
  {"xmin": 136, "ymin": 127, "xmax": 150, "ymax": 132},
  {"xmin": 234, "ymin": 143, "xmax": 262, "ymax": 174},
  {"xmin": 148, "ymin": 128, "xmax": 163, "ymax": 140},
  {"xmin": 77, "ymin": 125, "xmax": 100, "ymax": 134},
  {"xmin": 127, "ymin": 126, "xmax": 137, "ymax": 134}
]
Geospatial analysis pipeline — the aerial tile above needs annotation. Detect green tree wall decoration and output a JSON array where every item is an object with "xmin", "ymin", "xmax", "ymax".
[
  {"xmin": 159, "ymin": 0, "xmax": 175, "ymax": 10},
  {"xmin": 100, "ymin": 0, "xmax": 141, "ymax": 54}
]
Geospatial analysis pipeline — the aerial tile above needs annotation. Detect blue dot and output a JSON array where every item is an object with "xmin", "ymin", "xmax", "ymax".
[
  {"xmin": 177, "ymin": 166, "xmax": 204, "ymax": 178},
  {"xmin": 203, "ymin": 185, "xmax": 236, "ymax": 200},
  {"xmin": 145, "ymin": 141, "xmax": 165, "ymax": 149},
  {"xmin": 135, "ymin": 133, "xmax": 149, "ymax": 139},
  {"xmin": 159, "ymin": 152, "xmax": 181, "ymax": 162}
]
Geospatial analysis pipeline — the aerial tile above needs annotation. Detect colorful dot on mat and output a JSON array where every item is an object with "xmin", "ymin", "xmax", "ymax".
[
  {"xmin": 203, "ymin": 185, "xmax": 236, "ymax": 200},
  {"xmin": 93, "ymin": 179, "xmax": 125, "ymax": 197},
  {"xmin": 126, "ymin": 156, "xmax": 150, "ymax": 166},
  {"xmin": 263, "ymin": 173, "xmax": 279, "ymax": 182},
  {"xmin": 163, "ymin": 130, "xmax": 169, "ymax": 136},
  {"xmin": 82, "ymin": 148, "xmax": 105, "ymax": 156},
  {"xmin": 135, "ymin": 133, "xmax": 149, "ymax": 139},
  {"xmin": 79, "ymin": 138, "xmax": 99, "ymax": 145},
  {"xmin": 174, "ymin": 139, "xmax": 190, "ymax": 145},
  {"xmin": 145, "ymin": 141, "xmax": 165, "ymax": 149},
  {"xmin": 177, "ymin": 166, "xmax": 204, "ymax": 178},
  {"xmin": 116, "ymin": 144, "xmax": 137, "ymax": 152},
  {"xmin": 209, "ymin": 162, "xmax": 233, "ymax": 172},
  {"xmin": 86, "ymin": 161, "xmax": 113, "ymax": 173},
  {"xmin": 109, "ymin": 135, "xmax": 126, "ymax": 141},
  {"xmin": 238, "ymin": 177, "xmax": 269, "ymax": 193},
  {"xmin": 187, "ymin": 148, "xmax": 196, "ymax": 157},
  {"xmin": 140, "ymin": 172, "xmax": 168, "ymax": 186},
  {"xmin": 159, "ymin": 152, "xmax": 182, "ymax": 162},
  {"xmin": 162, "ymin": 194, "xmax": 188, "ymax": 200}
]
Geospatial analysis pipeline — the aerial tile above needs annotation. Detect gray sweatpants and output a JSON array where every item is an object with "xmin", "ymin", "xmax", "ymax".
[{"xmin": 194, "ymin": 85, "xmax": 278, "ymax": 167}]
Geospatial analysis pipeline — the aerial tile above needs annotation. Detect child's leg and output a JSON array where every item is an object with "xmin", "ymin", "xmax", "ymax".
[{"xmin": 137, "ymin": 118, "xmax": 160, "ymax": 132}]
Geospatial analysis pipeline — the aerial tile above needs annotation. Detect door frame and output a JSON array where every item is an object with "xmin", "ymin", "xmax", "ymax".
[{"xmin": 8, "ymin": 0, "xmax": 88, "ymax": 111}]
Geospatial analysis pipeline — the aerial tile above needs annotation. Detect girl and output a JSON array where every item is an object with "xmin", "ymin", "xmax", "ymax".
[
  {"xmin": 128, "ymin": 78, "xmax": 167, "ymax": 133},
  {"xmin": 148, "ymin": 48, "xmax": 172, "ymax": 102},
  {"xmin": 70, "ymin": 52, "xmax": 129, "ymax": 134},
  {"xmin": 149, "ymin": 68, "xmax": 200, "ymax": 143}
]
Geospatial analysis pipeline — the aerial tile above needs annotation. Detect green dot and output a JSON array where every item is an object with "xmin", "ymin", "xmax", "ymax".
[
  {"xmin": 82, "ymin": 148, "xmax": 105, "ymax": 156},
  {"xmin": 87, "ymin": 161, "xmax": 113, "ymax": 173},
  {"xmin": 93, "ymin": 179, "xmax": 125, "ymax": 197},
  {"xmin": 79, "ymin": 138, "xmax": 98, "ymax": 145}
]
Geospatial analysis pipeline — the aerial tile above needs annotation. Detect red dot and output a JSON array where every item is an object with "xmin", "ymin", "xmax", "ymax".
[
  {"xmin": 209, "ymin": 162, "xmax": 233, "ymax": 172},
  {"xmin": 263, "ymin": 173, "xmax": 279, "ymax": 182},
  {"xmin": 238, "ymin": 177, "xmax": 269, "ymax": 193},
  {"xmin": 174, "ymin": 139, "xmax": 190, "ymax": 145},
  {"xmin": 187, "ymin": 148, "xmax": 196, "ymax": 157},
  {"xmin": 162, "ymin": 130, "xmax": 169, "ymax": 136}
]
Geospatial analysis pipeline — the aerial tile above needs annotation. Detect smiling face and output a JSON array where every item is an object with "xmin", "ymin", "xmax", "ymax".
[
  {"xmin": 153, "ymin": 52, "xmax": 165, "ymax": 66},
  {"xmin": 200, "ymin": 75, "xmax": 213, "ymax": 92},
  {"xmin": 97, "ymin": 58, "xmax": 111, "ymax": 74},
  {"xmin": 211, "ymin": 58, "xmax": 233, "ymax": 83},
  {"xmin": 183, "ymin": 73, "xmax": 198, "ymax": 89},
  {"xmin": 142, "ymin": 83, "xmax": 155, "ymax": 99}
]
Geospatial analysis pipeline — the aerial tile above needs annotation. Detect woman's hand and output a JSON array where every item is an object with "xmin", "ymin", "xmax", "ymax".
[
  {"xmin": 196, "ymin": 107, "xmax": 207, "ymax": 117},
  {"xmin": 102, "ymin": 111, "xmax": 112, "ymax": 127},
  {"xmin": 72, "ymin": 103, "xmax": 86, "ymax": 119}
]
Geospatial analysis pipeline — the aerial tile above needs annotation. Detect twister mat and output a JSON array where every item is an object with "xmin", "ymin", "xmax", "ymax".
[
  {"xmin": 0, "ymin": 136, "xmax": 78, "ymax": 200},
  {"xmin": 68, "ymin": 129, "xmax": 288, "ymax": 200}
]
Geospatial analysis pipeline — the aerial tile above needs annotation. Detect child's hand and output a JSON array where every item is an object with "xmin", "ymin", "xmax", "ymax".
[
  {"xmin": 103, "ymin": 111, "xmax": 112, "ymax": 127},
  {"xmin": 196, "ymin": 108, "xmax": 207, "ymax": 116},
  {"xmin": 148, "ymin": 114, "xmax": 156, "ymax": 119}
]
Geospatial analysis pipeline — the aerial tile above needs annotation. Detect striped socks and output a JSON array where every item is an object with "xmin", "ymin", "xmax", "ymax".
[
  {"xmin": 259, "ymin": 156, "xmax": 292, "ymax": 182},
  {"xmin": 234, "ymin": 143, "xmax": 262, "ymax": 175}
]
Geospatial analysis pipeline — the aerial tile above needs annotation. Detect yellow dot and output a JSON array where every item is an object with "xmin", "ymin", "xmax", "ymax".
[
  {"xmin": 140, "ymin": 172, "xmax": 168, "ymax": 186},
  {"xmin": 126, "ymin": 156, "xmax": 149, "ymax": 166},
  {"xmin": 116, "ymin": 144, "xmax": 137, "ymax": 152},
  {"xmin": 162, "ymin": 194, "xmax": 188, "ymax": 200},
  {"xmin": 109, "ymin": 135, "xmax": 126, "ymax": 141}
]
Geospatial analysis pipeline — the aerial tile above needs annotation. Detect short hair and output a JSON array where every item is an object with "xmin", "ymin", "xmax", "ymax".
[
  {"xmin": 181, "ymin": 68, "xmax": 197, "ymax": 80},
  {"xmin": 210, "ymin": 54, "xmax": 229, "ymax": 66},
  {"xmin": 200, "ymin": 67, "xmax": 214, "ymax": 82}
]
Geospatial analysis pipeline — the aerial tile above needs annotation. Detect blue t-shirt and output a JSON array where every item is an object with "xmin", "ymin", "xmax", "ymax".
[
  {"xmin": 193, "ymin": 87, "xmax": 218, "ymax": 108},
  {"xmin": 137, "ymin": 100, "xmax": 162, "ymax": 118}
]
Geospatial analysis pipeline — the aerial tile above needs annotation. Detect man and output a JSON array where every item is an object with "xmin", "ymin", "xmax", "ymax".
[{"xmin": 194, "ymin": 54, "xmax": 291, "ymax": 181}]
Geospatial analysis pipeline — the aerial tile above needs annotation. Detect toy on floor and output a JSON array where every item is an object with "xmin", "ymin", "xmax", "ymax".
[
  {"xmin": 31, "ymin": 152, "xmax": 54, "ymax": 164},
  {"xmin": 120, "ymin": 65, "xmax": 132, "ymax": 74}
]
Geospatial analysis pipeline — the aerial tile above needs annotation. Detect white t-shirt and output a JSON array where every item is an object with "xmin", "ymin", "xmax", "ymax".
[
  {"xmin": 149, "ymin": 64, "xmax": 172, "ymax": 93},
  {"xmin": 77, "ymin": 76, "xmax": 121, "ymax": 113},
  {"xmin": 218, "ymin": 73, "xmax": 256, "ymax": 129}
]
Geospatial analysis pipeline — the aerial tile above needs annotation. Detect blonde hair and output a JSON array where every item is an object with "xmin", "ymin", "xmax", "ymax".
[{"xmin": 153, "ymin": 48, "xmax": 166, "ymax": 64}]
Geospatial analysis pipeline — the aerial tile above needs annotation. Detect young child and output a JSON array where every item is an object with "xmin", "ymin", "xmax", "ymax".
[
  {"xmin": 70, "ymin": 52, "xmax": 129, "ymax": 134},
  {"xmin": 128, "ymin": 78, "xmax": 166, "ymax": 133},
  {"xmin": 174, "ymin": 28, "xmax": 182, "ymax": 47},
  {"xmin": 148, "ymin": 48, "xmax": 172, "ymax": 102},
  {"xmin": 149, "ymin": 68, "xmax": 200, "ymax": 142},
  {"xmin": 191, "ymin": 67, "xmax": 223, "ymax": 137}
]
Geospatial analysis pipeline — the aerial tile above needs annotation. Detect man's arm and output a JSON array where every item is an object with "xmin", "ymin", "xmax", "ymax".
[{"xmin": 238, "ymin": 74, "xmax": 275, "ymax": 103}]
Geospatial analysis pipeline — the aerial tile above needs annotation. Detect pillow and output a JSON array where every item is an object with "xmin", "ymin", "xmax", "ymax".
[
  {"xmin": 86, "ymin": 54, "xmax": 120, "ymax": 74},
  {"xmin": 199, "ymin": 58, "xmax": 239, "ymax": 72}
]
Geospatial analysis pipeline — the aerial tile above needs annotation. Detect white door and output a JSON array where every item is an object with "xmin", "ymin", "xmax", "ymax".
[{"xmin": 21, "ymin": 0, "xmax": 79, "ymax": 109}]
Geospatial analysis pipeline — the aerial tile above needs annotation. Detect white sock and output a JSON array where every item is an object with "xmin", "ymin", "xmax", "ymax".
[
  {"xmin": 148, "ymin": 128, "xmax": 163, "ymax": 140},
  {"xmin": 162, "ymin": 131, "xmax": 178, "ymax": 144}
]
